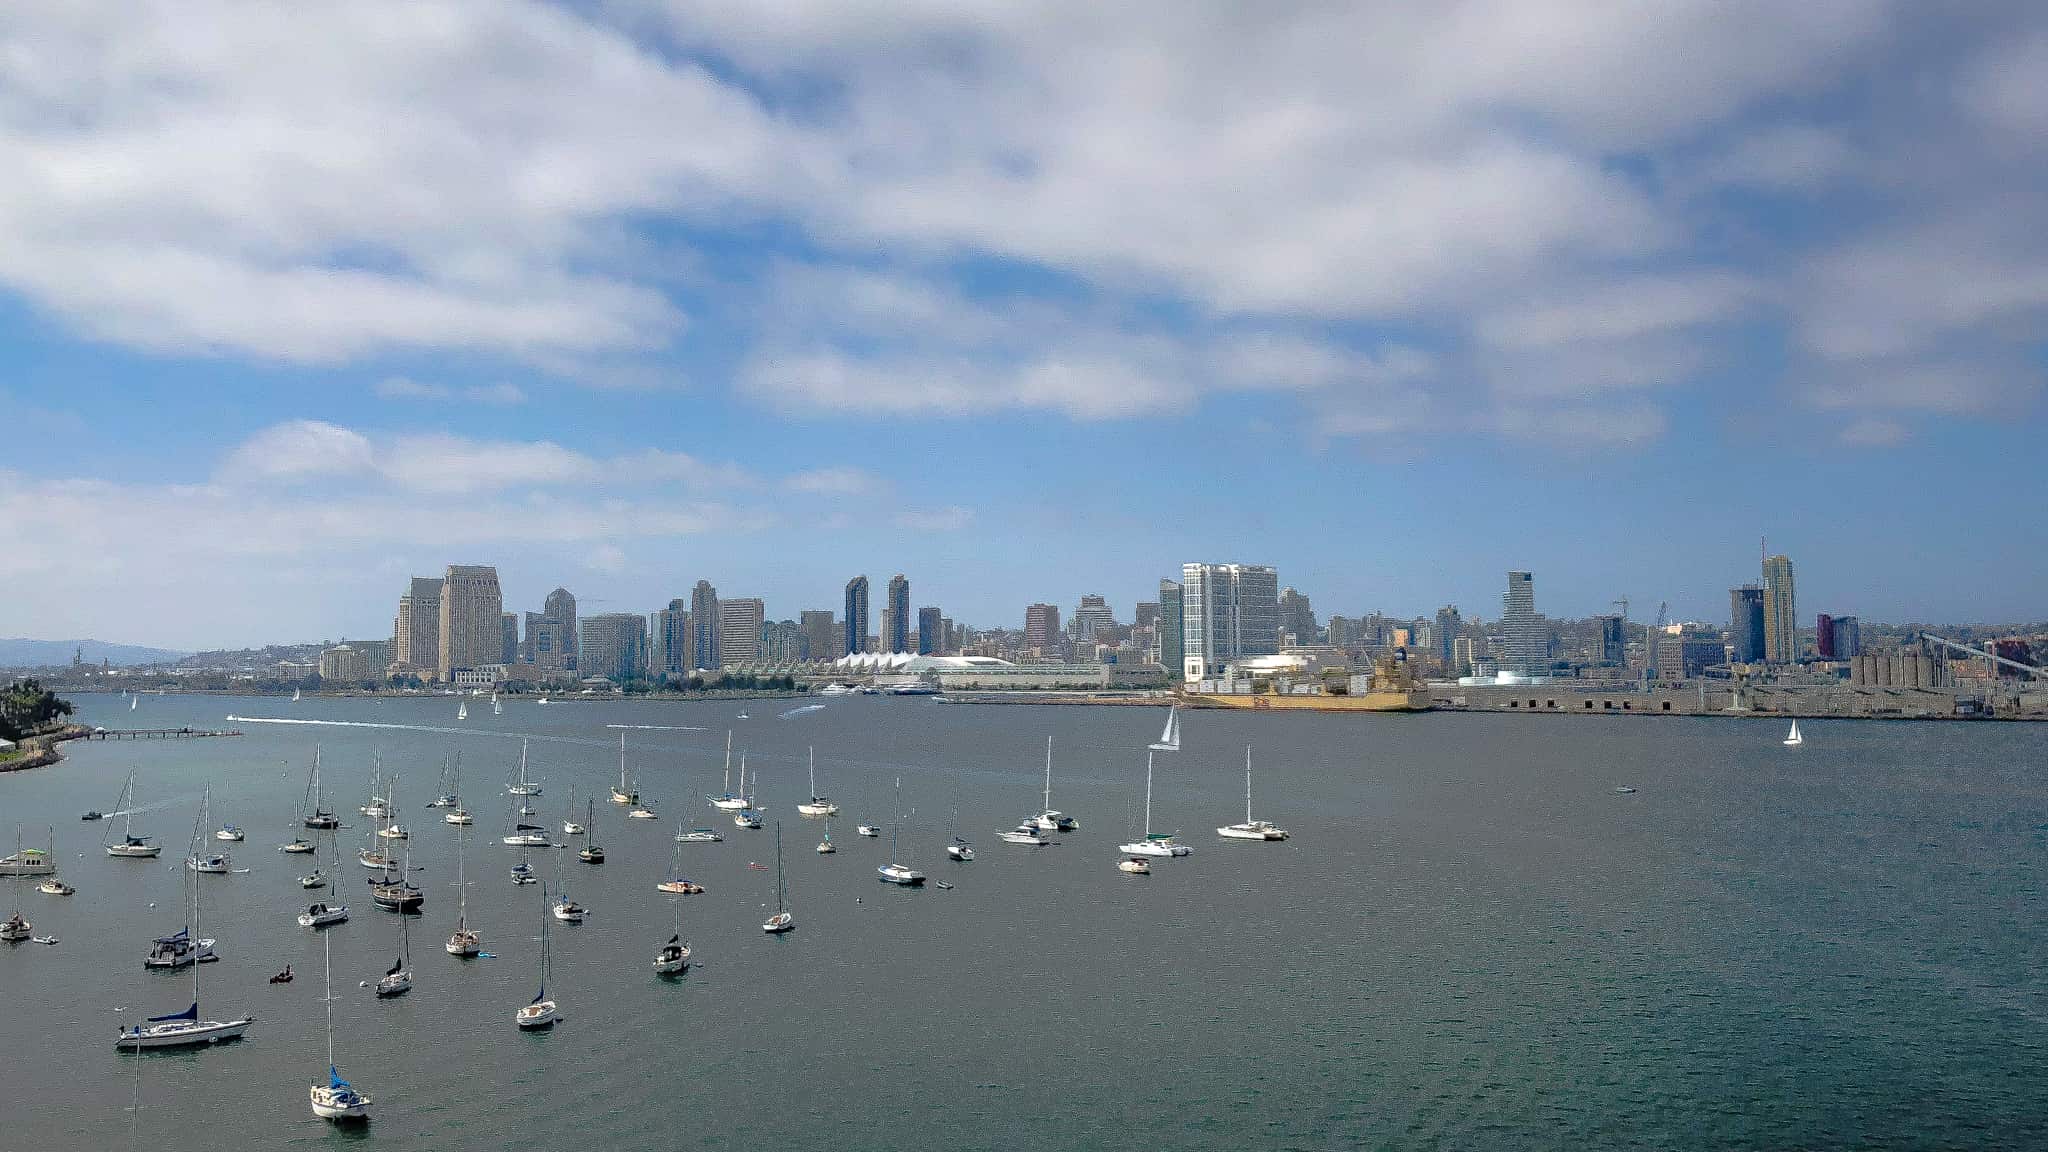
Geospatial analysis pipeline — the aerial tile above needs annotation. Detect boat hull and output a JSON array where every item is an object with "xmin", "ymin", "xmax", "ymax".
[
  {"xmin": 516, "ymin": 1001, "xmax": 560, "ymax": 1029},
  {"xmin": 115, "ymin": 1018, "xmax": 251, "ymax": 1049},
  {"xmin": 311, "ymin": 1086, "xmax": 371, "ymax": 1121},
  {"xmin": 107, "ymin": 844, "xmax": 162, "ymax": 858},
  {"xmin": 1119, "ymin": 840, "xmax": 1192, "ymax": 857},
  {"xmin": 762, "ymin": 913, "xmax": 794, "ymax": 934}
]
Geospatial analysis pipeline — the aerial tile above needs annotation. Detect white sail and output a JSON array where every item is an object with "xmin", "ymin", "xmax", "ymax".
[{"xmin": 1148, "ymin": 706, "xmax": 1181, "ymax": 752}]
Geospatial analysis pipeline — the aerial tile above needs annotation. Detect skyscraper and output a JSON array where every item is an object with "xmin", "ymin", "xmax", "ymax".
[
  {"xmin": 1815, "ymin": 612, "xmax": 1836, "ymax": 660},
  {"xmin": 501, "ymin": 613, "xmax": 519, "ymax": 665},
  {"xmin": 650, "ymin": 599, "xmax": 690, "ymax": 678},
  {"xmin": 1762, "ymin": 554, "xmax": 1797, "ymax": 664},
  {"xmin": 718, "ymin": 598, "xmax": 765, "ymax": 667},
  {"xmin": 1596, "ymin": 614, "xmax": 1626, "ymax": 664},
  {"xmin": 1434, "ymin": 605, "xmax": 1462, "ymax": 666},
  {"xmin": 1278, "ymin": 587, "xmax": 1317, "ymax": 645},
  {"xmin": 691, "ymin": 580, "xmax": 719, "ymax": 670},
  {"xmin": 762, "ymin": 620, "xmax": 806, "ymax": 663},
  {"xmin": 1729, "ymin": 585, "xmax": 1765, "ymax": 664},
  {"xmin": 843, "ymin": 576, "xmax": 869, "ymax": 656},
  {"xmin": 1831, "ymin": 616, "xmax": 1861, "ymax": 660},
  {"xmin": 1024, "ymin": 603, "xmax": 1061, "ymax": 649},
  {"xmin": 884, "ymin": 574, "xmax": 910, "ymax": 653},
  {"xmin": 1070, "ymin": 594, "xmax": 1115, "ymax": 646},
  {"xmin": 437, "ymin": 565, "xmax": 503, "ymax": 681},
  {"xmin": 917, "ymin": 606, "xmax": 942, "ymax": 655},
  {"xmin": 395, "ymin": 576, "xmax": 441, "ymax": 675},
  {"xmin": 800, "ymin": 610, "xmax": 838, "ymax": 663},
  {"xmin": 543, "ymin": 587, "xmax": 577, "ymax": 673},
  {"xmin": 579, "ymin": 613, "xmax": 646, "ymax": 682},
  {"xmin": 1179, "ymin": 563, "xmax": 1280, "ymax": 682},
  {"xmin": 1500, "ymin": 571, "xmax": 1547, "ymax": 676},
  {"xmin": 1157, "ymin": 579, "xmax": 1183, "ymax": 673}
]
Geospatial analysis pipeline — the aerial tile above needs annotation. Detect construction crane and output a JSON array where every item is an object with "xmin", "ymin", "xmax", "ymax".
[{"xmin": 1919, "ymin": 634, "xmax": 2046, "ymax": 680}]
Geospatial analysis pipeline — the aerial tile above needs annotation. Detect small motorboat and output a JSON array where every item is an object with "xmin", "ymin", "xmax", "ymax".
[
  {"xmin": 80, "ymin": 811, "xmax": 104, "ymax": 822},
  {"xmin": 187, "ymin": 853, "xmax": 231, "ymax": 874},
  {"xmin": 38, "ymin": 877, "xmax": 76, "ymax": 896},
  {"xmin": 299, "ymin": 870, "xmax": 328, "ymax": 889},
  {"xmin": 734, "ymin": 810, "xmax": 763, "ymax": 830},
  {"xmin": 552, "ymin": 895, "xmax": 586, "ymax": 923},
  {"xmin": 443, "ymin": 808, "xmax": 473, "ymax": 825},
  {"xmin": 215, "ymin": 826, "xmax": 245, "ymax": 842},
  {"xmin": 375, "ymin": 824, "xmax": 409, "ymax": 840},
  {"xmin": 2, "ymin": 911, "xmax": 32, "ymax": 941},
  {"xmin": 1612, "ymin": 785, "xmax": 1638, "ymax": 794},
  {"xmin": 628, "ymin": 807, "xmax": 658, "ymax": 820},
  {"xmin": 856, "ymin": 823, "xmax": 882, "ymax": 838},
  {"xmin": 947, "ymin": 837, "xmax": 974, "ymax": 861},
  {"xmin": 933, "ymin": 880, "xmax": 954, "ymax": 890},
  {"xmin": 298, "ymin": 903, "xmax": 349, "ymax": 929},
  {"xmin": 674, "ymin": 829, "xmax": 723, "ymax": 843},
  {"xmin": 656, "ymin": 878, "xmax": 704, "ymax": 894},
  {"xmin": 578, "ymin": 844, "xmax": 605, "ymax": 864},
  {"xmin": 31, "ymin": 934, "xmax": 59, "ymax": 945},
  {"xmin": 653, "ymin": 935, "xmax": 690, "ymax": 976},
  {"xmin": 1118, "ymin": 856, "xmax": 1151, "ymax": 875},
  {"xmin": 280, "ymin": 839, "xmax": 316, "ymax": 854},
  {"xmin": 270, "ymin": 967, "xmax": 294, "ymax": 984},
  {"xmin": 998, "ymin": 823, "xmax": 1049, "ymax": 846}
]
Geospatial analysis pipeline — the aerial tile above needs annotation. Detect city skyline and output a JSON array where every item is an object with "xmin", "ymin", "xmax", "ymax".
[{"xmin": 4, "ymin": 6, "xmax": 2046, "ymax": 648}]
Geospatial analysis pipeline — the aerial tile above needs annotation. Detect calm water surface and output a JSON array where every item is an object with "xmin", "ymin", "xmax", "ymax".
[{"xmin": 1, "ymin": 694, "xmax": 2043, "ymax": 1149}]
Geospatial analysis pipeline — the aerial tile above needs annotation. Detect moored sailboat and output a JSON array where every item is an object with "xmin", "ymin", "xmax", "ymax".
[
  {"xmin": 117, "ymin": 850, "xmax": 250, "ymax": 1049},
  {"xmin": 762, "ymin": 823, "xmax": 794, "ymax": 933},
  {"xmin": 104, "ymin": 771, "xmax": 162, "ymax": 858},
  {"xmin": 515, "ymin": 885, "xmax": 561, "ymax": 1029},
  {"xmin": 797, "ymin": 746, "xmax": 838, "ymax": 817},
  {"xmin": 1218, "ymin": 745, "xmax": 1290, "ymax": 841},
  {"xmin": 446, "ymin": 827, "xmax": 480, "ymax": 957},
  {"xmin": 310, "ymin": 933, "xmax": 372, "ymax": 1121},
  {"xmin": 1119, "ymin": 751, "xmax": 1192, "ymax": 857}
]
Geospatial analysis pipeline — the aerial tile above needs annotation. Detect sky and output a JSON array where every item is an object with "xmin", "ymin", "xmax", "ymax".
[{"xmin": 1, "ymin": 1, "xmax": 2044, "ymax": 651}]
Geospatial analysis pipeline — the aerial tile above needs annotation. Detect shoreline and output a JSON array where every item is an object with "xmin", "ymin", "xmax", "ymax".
[{"xmin": 0, "ymin": 723, "xmax": 91, "ymax": 772}]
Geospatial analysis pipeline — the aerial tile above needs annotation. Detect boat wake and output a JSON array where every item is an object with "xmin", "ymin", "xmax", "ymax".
[
  {"xmin": 602, "ymin": 724, "xmax": 710, "ymax": 732},
  {"xmin": 779, "ymin": 704, "xmax": 826, "ymax": 719}
]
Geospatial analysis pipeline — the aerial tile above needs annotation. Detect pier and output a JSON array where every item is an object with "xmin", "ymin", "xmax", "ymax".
[{"xmin": 85, "ymin": 727, "xmax": 243, "ymax": 740}]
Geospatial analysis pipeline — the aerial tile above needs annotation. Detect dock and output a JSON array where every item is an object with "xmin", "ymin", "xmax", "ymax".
[{"xmin": 86, "ymin": 727, "xmax": 243, "ymax": 740}]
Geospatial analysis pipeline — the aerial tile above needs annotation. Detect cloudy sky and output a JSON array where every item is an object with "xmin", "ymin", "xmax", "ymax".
[{"xmin": 2, "ymin": 1, "xmax": 2044, "ymax": 649}]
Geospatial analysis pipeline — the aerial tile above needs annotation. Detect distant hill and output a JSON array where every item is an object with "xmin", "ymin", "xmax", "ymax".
[{"xmin": 0, "ymin": 639, "xmax": 192, "ymax": 669}]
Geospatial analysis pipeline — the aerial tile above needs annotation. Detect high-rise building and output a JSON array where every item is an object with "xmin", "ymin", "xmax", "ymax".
[
  {"xmin": 650, "ymin": 599, "xmax": 690, "ymax": 678},
  {"xmin": 1024, "ymin": 604, "xmax": 1061, "ymax": 650},
  {"xmin": 1500, "ymin": 571, "xmax": 1547, "ymax": 676},
  {"xmin": 501, "ymin": 613, "xmax": 519, "ymax": 665},
  {"xmin": 1134, "ymin": 602, "xmax": 1160, "ymax": 631},
  {"xmin": 437, "ymin": 565, "xmax": 503, "ymax": 682},
  {"xmin": 762, "ymin": 619, "xmax": 806, "ymax": 663},
  {"xmin": 1452, "ymin": 635, "xmax": 1478, "ymax": 672},
  {"xmin": 1728, "ymin": 586, "xmax": 1765, "ymax": 664},
  {"xmin": 1071, "ymin": 594, "xmax": 1116, "ymax": 645},
  {"xmin": 690, "ymin": 580, "xmax": 719, "ymax": 670},
  {"xmin": 1815, "ymin": 613, "xmax": 1836, "ymax": 660},
  {"xmin": 1278, "ymin": 587, "xmax": 1317, "ymax": 645},
  {"xmin": 579, "ymin": 613, "xmax": 646, "ymax": 682},
  {"xmin": 718, "ymin": 598, "xmax": 765, "ymax": 667},
  {"xmin": 844, "ymin": 576, "xmax": 869, "ymax": 657},
  {"xmin": 1596, "ymin": 615, "xmax": 1626, "ymax": 664},
  {"xmin": 800, "ymin": 610, "xmax": 838, "ymax": 663},
  {"xmin": 543, "ymin": 588, "xmax": 577, "ymax": 672},
  {"xmin": 884, "ymin": 574, "xmax": 910, "ymax": 653},
  {"xmin": 1180, "ymin": 563, "xmax": 1280, "ymax": 682},
  {"xmin": 1762, "ymin": 554, "xmax": 1797, "ymax": 664},
  {"xmin": 1434, "ymin": 606, "xmax": 1462, "ymax": 666},
  {"xmin": 1830, "ymin": 616, "xmax": 1861, "ymax": 660},
  {"xmin": 395, "ymin": 576, "xmax": 441, "ymax": 675},
  {"xmin": 917, "ymin": 606, "xmax": 943, "ymax": 655},
  {"xmin": 1157, "ymin": 580, "xmax": 1183, "ymax": 672}
]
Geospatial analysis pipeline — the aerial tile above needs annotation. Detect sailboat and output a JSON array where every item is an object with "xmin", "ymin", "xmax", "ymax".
[
  {"xmin": 708, "ymin": 731, "xmax": 747, "ymax": 810},
  {"xmin": 610, "ymin": 732, "xmax": 639, "ymax": 805},
  {"xmin": 674, "ymin": 820, "xmax": 724, "ymax": 844},
  {"xmin": 1784, "ymin": 720, "xmax": 1805, "ymax": 747},
  {"xmin": 506, "ymin": 739, "xmax": 543, "ymax": 795},
  {"xmin": 762, "ymin": 823, "xmax": 794, "ymax": 933},
  {"xmin": 303, "ymin": 747, "xmax": 340, "ymax": 829},
  {"xmin": 359, "ymin": 775, "xmax": 398, "ymax": 869},
  {"xmin": 446, "ymin": 828, "xmax": 480, "ymax": 956},
  {"xmin": 551, "ymin": 849, "xmax": 585, "ymax": 922},
  {"xmin": 947, "ymin": 808, "xmax": 973, "ymax": 860},
  {"xmin": 562, "ymin": 786, "xmax": 585, "ymax": 836},
  {"xmin": 509, "ymin": 857, "xmax": 538, "ymax": 885},
  {"xmin": 370, "ymin": 840, "xmax": 424, "ymax": 912},
  {"xmin": 361, "ymin": 757, "xmax": 389, "ymax": 818},
  {"xmin": 130, "ymin": 694, "xmax": 137, "ymax": 711},
  {"xmin": 1032, "ymin": 736, "xmax": 1077, "ymax": 831},
  {"xmin": 1149, "ymin": 705, "xmax": 1182, "ymax": 752},
  {"xmin": 577, "ymin": 799, "xmax": 604, "ymax": 864},
  {"xmin": 186, "ymin": 790, "xmax": 230, "ymax": 874},
  {"xmin": 374, "ymin": 908, "xmax": 412, "ymax": 998},
  {"xmin": 817, "ymin": 817, "xmax": 836, "ymax": 854},
  {"xmin": 514, "ymin": 885, "xmax": 561, "ymax": 1029},
  {"xmin": 457, "ymin": 700, "xmax": 468, "ymax": 721},
  {"xmin": 797, "ymin": 747, "xmax": 839, "ymax": 816},
  {"xmin": 877, "ymin": 776, "xmax": 925, "ymax": 886},
  {"xmin": 657, "ymin": 837, "xmax": 705, "ymax": 893},
  {"xmin": 310, "ymin": 933, "xmax": 372, "ymax": 1121},
  {"xmin": 104, "ymin": 771, "xmax": 162, "ymax": 857},
  {"xmin": 652, "ymin": 932, "xmax": 690, "ymax": 976},
  {"xmin": 442, "ymin": 753, "xmax": 473, "ymax": 825},
  {"xmin": 733, "ymin": 755, "xmax": 763, "ymax": 828},
  {"xmin": 117, "ymin": 844, "xmax": 251, "ymax": 1049},
  {"xmin": 1119, "ymin": 751, "xmax": 1192, "ymax": 857},
  {"xmin": 292, "ymin": 686, "xmax": 302, "ymax": 703},
  {"xmin": 427, "ymin": 753, "xmax": 460, "ymax": 808},
  {"xmin": 1218, "ymin": 745, "xmax": 1289, "ymax": 840}
]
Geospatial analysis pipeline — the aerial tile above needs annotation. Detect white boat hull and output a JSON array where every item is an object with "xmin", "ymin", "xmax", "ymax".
[
  {"xmin": 674, "ymin": 831, "xmax": 723, "ymax": 843},
  {"xmin": 443, "ymin": 811, "xmax": 473, "ymax": 825},
  {"xmin": 106, "ymin": 844, "xmax": 162, "ymax": 858},
  {"xmin": 1120, "ymin": 840, "xmax": 1192, "ymax": 857},
  {"xmin": 1218, "ymin": 822, "xmax": 1290, "ymax": 841},
  {"xmin": 311, "ymin": 1085, "xmax": 371, "ymax": 1121},
  {"xmin": 629, "ymin": 809, "xmax": 657, "ymax": 820},
  {"xmin": 115, "ymin": 1017, "xmax": 251, "ymax": 1049},
  {"xmin": 762, "ymin": 912, "xmax": 794, "ymax": 934},
  {"xmin": 1118, "ymin": 858, "xmax": 1151, "ymax": 874},
  {"xmin": 562, "ymin": 823, "xmax": 585, "ymax": 835},
  {"xmin": 947, "ymin": 846, "xmax": 974, "ymax": 860},
  {"xmin": 710, "ymin": 797, "xmax": 748, "ymax": 811},
  {"xmin": 653, "ymin": 947, "xmax": 690, "ymax": 974},
  {"xmin": 516, "ymin": 1000, "xmax": 560, "ymax": 1029},
  {"xmin": 797, "ymin": 802, "xmax": 839, "ymax": 817},
  {"xmin": 997, "ymin": 831, "xmax": 1048, "ymax": 845},
  {"xmin": 446, "ymin": 931, "xmax": 481, "ymax": 956},
  {"xmin": 143, "ymin": 939, "xmax": 217, "ymax": 968},
  {"xmin": 502, "ymin": 834, "xmax": 548, "ymax": 846}
]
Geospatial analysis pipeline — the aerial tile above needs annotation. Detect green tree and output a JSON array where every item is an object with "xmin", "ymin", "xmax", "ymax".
[{"xmin": 1, "ymin": 678, "xmax": 75, "ymax": 740}]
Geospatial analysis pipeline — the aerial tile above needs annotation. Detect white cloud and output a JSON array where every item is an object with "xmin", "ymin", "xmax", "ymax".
[
  {"xmin": 374, "ymin": 376, "xmax": 444, "ymax": 399},
  {"xmin": 1839, "ymin": 417, "xmax": 1908, "ymax": 446},
  {"xmin": 893, "ymin": 506, "xmax": 973, "ymax": 532},
  {"xmin": 216, "ymin": 420, "xmax": 375, "ymax": 482},
  {"xmin": 783, "ymin": 467, "xmax": 883, "ymax": 496},
  {"xmin": 466, "ymin": 383, "xmax": 528, "ymax": 406}
]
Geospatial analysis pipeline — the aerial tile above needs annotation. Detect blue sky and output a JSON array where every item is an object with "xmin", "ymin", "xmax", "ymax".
[{"xmin": 1, "ymin": 2, "xmax": 2044, "ymax": 650}]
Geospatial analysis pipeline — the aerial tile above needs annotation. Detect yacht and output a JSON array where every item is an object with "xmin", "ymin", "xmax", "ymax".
[
  {"xmin": 506, "ymin": 739, "xmax": 543, "ymax": 796},
  {"xmin": 310, "ymin": 934, "xmax": 373, "ymax": 1122},
  {"xmin": 876, "ymin": 776, "xmax": 925, "ymax": 886},
  {"xmin": 674, "ymin": 827, "xmax": 724, "ymax": 844},
  {"xmin": 562, "ymin": 785, "xmax": 585, "ymax": 835},
  {"xmin": 443, "ymin": 806, "xmax": 474, "ymax": 826},
  {"xmin": 38, "ymin": 877, "xmax": 75, "ymax": 896},
  {"xmin": 187, "ymin": 852, "xmax": 230, "ymax": 874},
  {"xmin": 551, "ymin": 891, "xmax": 585, "ymax": 923},
  {"xmin": 857, "ymin": 823, "xmax": 882, "ymax": 838},
  {"xmin": 947, "ymin": 837, "xmax": 975, "ymax": 862},
  {"xmin": 117, "ymin": 866, "xmax": 250, "ymax": 1050},
  {"xmin": 707, "ymin": 731, "xmax": 747, "ymax": 810},
  {"xmin": 376, "ymin": 823, "xmax": 409, "ymax": 840},
  {"xmin": 817, "ymin": 821, "xmax": 837, "ymax": 854},
  {"xmin": 214, "ymin": 825, "xmax": 245, "ymax": 842},
  {"xmin": 373, "ymin": 912, "xmax": 411, "ymax": 998},
  {"xmin": 509, "ymin": 859, "xmax": 538, "ymax": 886},
  {"xmin": 629, "ymin": 805, "xmax": 658, "ymax": 820},
  {"xmin": 302, "ymin": 747, "xmax": 340, "ymax": 829},
  {"xmin": 734, "ymin": 809, "xmax": 764, "ymax": 830},
  {"xmin": 515, "ymin": 886, "xmax": 561, "ymax": 1029},
  {"xmin": 819, "ymin": 682, "xmax": 856, "ymax": 696},
  {"xmin": 502, "ymin": 823, "xmax": 550, "ymax": 847},
  {"xmin": 1148, "ymin": 705, "xmax": 1182, "ymax": 752},
  {"xmin": 447, "ymin": 829, "xmax": 481, "ymax": 957},
  {"xmin": 652, "ymin": 933, "xmax": 690, "ymax": 976},
  {"xmin": 281, "ymin": 838, "xmax": 317, "ymax": 854},
  {"xmin": 1, "ymin": 910, "xmax": 30, "ymax": 941},
  {"xmin": 1217, "ymin": 746, "xmax": 1290, "ymax": 841},
  {"xmin": 370, "ymin": 856, "xmax": 425, "ymax": 912},
  {"xmin": 299, "ymin": 869, "xmax": 327, "ymax": 889},
  {"xmin": 577, "ymin": 800, "xmax": 604, "ymax": 864},
  {"xmin": 762, "ymin": 824, "xmax": 794, "ymax": 934},
  {"xmin": 1117, "ymin": 856, "xmax": 1152, "ymax": 875},
  {"xmin": 298, "ymin": 902, "xmax": 349, "ymax": 929},
  {"xmin": 1784, "ymin": 720, "xmax": 1804, "ymax": 747},
  {"xmin": 143, "ymin": 927, "xmax": 217, "ymax": 968},
  {"xmin": 997, "ymin": 822, "xmax": 1049, "ymax": 846},
  {"xmin": 797, "ymin": 747, "xmax": 839, "ymax": 816},
  {"xmin": 1119, "ymin": 752, "xmax": 1193, "ymax": 858},
  {"xmin": 656, "ymin": 877, "xmax": 705, "ymax": 894},
  {"xmin": 1032, "ymin": 736, "xmax": 1078, "ymax": 832}
]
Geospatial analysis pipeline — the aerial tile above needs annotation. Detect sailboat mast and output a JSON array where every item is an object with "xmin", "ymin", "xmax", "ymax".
[
  {"xmin": 724, "ymin": 730, "xmax": 733, "ymax": 792},
  {"xmin": 619, "ymin": 731, "xmax": 626, "ymax": 792},
  {"xmin": 1144, "ymin": 751, "xmax": 1154, "ymax": 837},
  {"xmin": 809, "ymin": 746, "xmax": 816, "ymax": 798},
  {"xmin": 1044, "ymin": 735, "xmax": 1053, "ymax": 809},
  {"xmin": 775, "ymin": 822, "xmax": 786, "ymax": 912},
  {"xmin": 1246, "ymin": 745, "xmax": 1254, "ymax": 823}
]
